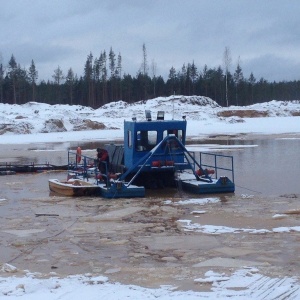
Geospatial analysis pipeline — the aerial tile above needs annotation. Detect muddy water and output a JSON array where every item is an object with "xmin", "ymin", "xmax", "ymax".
[{"xmin": 1, "ymin": 136, "xmax": 299, "ymax": 196}]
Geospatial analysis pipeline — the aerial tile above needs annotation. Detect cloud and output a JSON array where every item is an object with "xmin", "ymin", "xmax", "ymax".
[
  {"xmin": 1, "ymin": 0, "xmax": 300, "ymax": 82},
  {"xmin": 243, "ymin": 54, "xmax": 300, "ymax": 82}
]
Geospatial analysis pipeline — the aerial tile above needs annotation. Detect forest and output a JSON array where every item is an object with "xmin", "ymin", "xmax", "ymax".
[{"xmin": 1, "ymin": 45, "xmax": 300, "ymax": 108}]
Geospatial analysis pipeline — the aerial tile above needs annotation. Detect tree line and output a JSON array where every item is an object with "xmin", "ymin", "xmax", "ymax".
[{"xmin": 1, "ymin": 45, "xmax": 300, "ymax": 108}]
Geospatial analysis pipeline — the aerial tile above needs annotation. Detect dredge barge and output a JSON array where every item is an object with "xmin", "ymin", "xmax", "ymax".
[{"xmin": 50, "ymin": 110, "xmax": 235, "ymax": 198}]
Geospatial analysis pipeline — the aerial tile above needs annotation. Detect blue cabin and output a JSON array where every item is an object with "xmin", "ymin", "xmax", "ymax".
[
  {"xmin": 106, "ymin": 111, "xmax": 187, "ymax": 188},
  {"xmin": 124, "ymin": 118, "xmax": 186, "ymax": 170}
]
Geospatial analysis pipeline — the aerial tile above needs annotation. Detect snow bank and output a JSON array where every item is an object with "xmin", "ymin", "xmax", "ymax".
[{"xmin": 1, "ymin": 96, "xmax": 300, "ymax": 144}]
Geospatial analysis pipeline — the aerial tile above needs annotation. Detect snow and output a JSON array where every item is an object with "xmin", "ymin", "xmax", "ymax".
[
  {"xmin": 177, "ymin": 219, "xmax": 300, "ymax": 235},
  {"xmin": 2, "ymin": 274, "xmax": 193, "ymax": 299},
  {"xmin": 1, "ymin": 96, "xmax": 300, "ymax": 145},
  {"xmin": 165, "ymin": 198, "xmax": 220, "ymax": 205},
  {"xmin": 1, "ymin": 267, "xmax": 300, "ymax": 299},
  {"xmin": 1, "ymin": 95, "xmax": 300, "ymax": 298}
]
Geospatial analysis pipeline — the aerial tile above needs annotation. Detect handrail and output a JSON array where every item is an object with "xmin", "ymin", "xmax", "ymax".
[
  {"xmin": 199, "ymin": 152, "xmax": 234, "ymax": 182},
  {"xmin": 67, "ymin": 150, "xmax": 99, "ymax": 182},
  {"xmin": 67, "ymin": 144, "xmax": 235, "ymax": 186}
]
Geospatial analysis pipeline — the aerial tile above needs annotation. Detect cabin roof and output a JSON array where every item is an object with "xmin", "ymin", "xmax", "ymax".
[{"xmin": 124, "ymin": 119, "xmax": 186, "ymax": 130}]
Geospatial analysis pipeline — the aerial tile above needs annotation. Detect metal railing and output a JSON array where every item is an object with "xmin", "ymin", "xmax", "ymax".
[
  {"xmin": 199, "ymin": 152, "xmax": 234, "ymax": 182},
  {"xmin": 67, "ymin": 150, "xmax": 111, "ymax": 186}
]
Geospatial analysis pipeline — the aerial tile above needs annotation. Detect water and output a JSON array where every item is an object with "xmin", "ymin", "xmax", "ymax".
[
  {"xmin": 1, "ymin": 138, "xmax": 300, "ymax": 197},
  {"xmin": 231, "ymin": 138, "xmax": 300, "ymax": 196},
  {"xmin": 193, "ymin": 138, "xmax": 300, "ymax": 196}
]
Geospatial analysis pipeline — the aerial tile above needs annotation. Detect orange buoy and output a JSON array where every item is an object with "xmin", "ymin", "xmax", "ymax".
[
  {"xmin": 76, "ymin": 147, "xmax": 82, "ymax": 163},
  {"xmin": 196, "ymin": 169, "xmax": 203, "ymax": 176},
  {"xmin": 151, "ymin": 161, "xmax": 161, "ymax": 167},
  {"xmin": 207, "ymin": 169, "xmax": 215, "ymax": 175},
  {"xmin": 196, "ymin": 168, "xmax": 215, "ymax": 176},
  {"xmin": 165, "ymin": 160, "xmax": 174, "ymax": 166}
]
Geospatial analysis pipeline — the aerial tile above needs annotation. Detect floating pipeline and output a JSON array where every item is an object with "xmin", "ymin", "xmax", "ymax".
[
  {"xmin": 0, "ymin": 164, "xmax": 68, "ymax": 174},
  {"xmin": 0, "ymin": 170, "xmax": 16, "ymax": 175}
]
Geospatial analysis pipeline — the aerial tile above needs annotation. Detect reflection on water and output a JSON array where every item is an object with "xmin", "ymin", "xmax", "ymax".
[{"xmin": 212, "ymin": 138, "xmax": 300, "ymax": 196}]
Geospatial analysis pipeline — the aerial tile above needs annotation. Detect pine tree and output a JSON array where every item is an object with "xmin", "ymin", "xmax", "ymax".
[
  {"xmin": 202, "ymin": 64, "xmax": 209, "ymax": 96},
  {"xmin": 214, "ymin": 66, "xmax": 224, "ymax": 105},
  {"xmin": 122, "ymin": 74, "xmax": 133, "ymax": 102},
  {"xmin": 100, "ymin": 51, "xmax": 107, "ymax": 104},
  {"xmin": 16, "ymin": 65, "xmax": 29, "ymax": 104},
  {"xmin": 116, "ymin": 53, "xmax": 122, "ymax": 100},
  {"xmin": 189, "ymin": 61, "xmax": 198, "ymax": 95},
  {"xmin": 28, "ymin": 59, "xmax": 38, "ymax": 101},
  {"xmin": 109, "ymin": 47, "xmax": 116, "ymax": 101},
  {"xmin": 248, "ymin": 72, "xmax": 256, "ymax": 104},
  {"xmin": 93, "ymin": 57, "xmax": 100, "ymax": 106},
  {"xmin": 84, "ymin": 52, "xmax": 94, "ymax": 107},
  {"xmin": 109, "ymin": 47, "xmax": 116, "ymax": 78},
  {"xmin": 233, "ymin": 57, "xmax": 243, "ymax": 105},
  {"xmin": 180, "ymin": 64, "xmax": 187, "ymax": 95},
  {"xmin": 0, "ymin": 54, "xmax": 4, "ymax": 103},
  {"xmin": 65, "ymin": 68, "xmax": 75, "ymax": 105},
  {"xmin": 52, "ymin": 66, "xmax": 64, "ymax": 102},
  {"xmin": 8, "ymin": 55, "xmax": 18, "ymax": 104},
  {"xmin": 168, "ymin": 66, "xmax": 176, "ymax": 95}
]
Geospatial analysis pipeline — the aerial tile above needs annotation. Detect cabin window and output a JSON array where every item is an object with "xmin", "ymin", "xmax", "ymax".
[
  {"xmin": 136, "ymin": 130, "xmax": 157, "ymax": 151},
  {"xmin": 148, "ymin": 131, "xmax": 157, "ymax": 146},
  {"xmin": 163, "ymin": 129, "xmax": 184, "ymax": 141},
  {"xmin": 127, "ymin": 130, "xmax": 132, "ymax": 148}
]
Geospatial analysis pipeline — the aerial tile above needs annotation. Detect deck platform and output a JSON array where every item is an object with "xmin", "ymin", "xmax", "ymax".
[{"xmin": 98, "ymin": 182, "xmax": 145, "ymax": 198}]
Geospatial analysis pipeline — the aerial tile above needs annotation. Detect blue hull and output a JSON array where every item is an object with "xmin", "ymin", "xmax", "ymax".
[
  {"xmin": 179, "ymin": 177, "xmax": 235, "ymax": 194},
  {"xmin": 98, "ymin": 182, "xmax": 145, "ymax": 199}
]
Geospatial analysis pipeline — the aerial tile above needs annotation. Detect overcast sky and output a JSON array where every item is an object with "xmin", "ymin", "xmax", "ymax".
[{"xmin": 1, "ymin": 0, "xmax": 299, "ymax": 83}]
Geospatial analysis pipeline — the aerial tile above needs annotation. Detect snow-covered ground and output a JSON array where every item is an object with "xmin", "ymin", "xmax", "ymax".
[
  {"xmin": 1, "ymin": 96, "xmax": 300, "ymax": 299},
  {"xmin": 1, "ymin": 95, "xmax": 300, "ymax": 144},
  {"xmin": 1, "ymin": 266, "xmax": 300, "ymax": 299}
]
